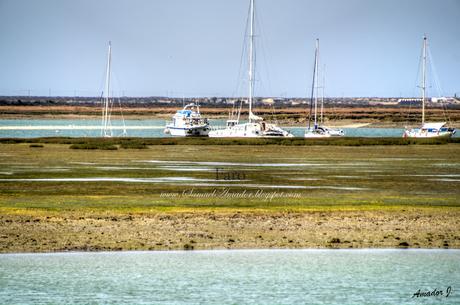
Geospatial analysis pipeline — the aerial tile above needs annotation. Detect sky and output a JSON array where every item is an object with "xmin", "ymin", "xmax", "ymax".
[{"xmin": 0, "ymin": 0, "xmax": 459, "ymax": 98}]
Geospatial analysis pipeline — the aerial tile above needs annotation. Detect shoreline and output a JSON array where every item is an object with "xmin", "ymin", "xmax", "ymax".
[{"xmin": 3, "ymin": 248, "xmax": 460, "ymax": 255}]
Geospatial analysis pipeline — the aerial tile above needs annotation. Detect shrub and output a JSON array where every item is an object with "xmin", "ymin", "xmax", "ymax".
[{"xmin": 69, "ymin": 143, "xmax": 118, "ymax": 150}]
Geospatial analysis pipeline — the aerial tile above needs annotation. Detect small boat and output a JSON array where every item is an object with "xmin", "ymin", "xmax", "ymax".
[
  {"xmin": 404, "ymin": 122, "xmax": 455, "ymax": 138},
  {"xmin": 403, "ymin": 36, "xmax": 455, "ymax": 138},
  {"xmin": 305, "ymin": 39, "xmax": 344, "ymax": 138},
  {"xmin": 164, "ymin": 103, "xmax": 210, "ymax": 137},
  {"xmin": 208, "ymin": 0, "xmax": 293, "ymax": 138},
  {"xmin": 305, "ymin": 125, "xmax": 344, "ymax": 138}
]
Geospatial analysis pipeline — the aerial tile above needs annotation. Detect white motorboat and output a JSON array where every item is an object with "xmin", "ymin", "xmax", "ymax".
[{"xmin": 164, "ymin": 103, "xmax": 210, "ymax": 137}]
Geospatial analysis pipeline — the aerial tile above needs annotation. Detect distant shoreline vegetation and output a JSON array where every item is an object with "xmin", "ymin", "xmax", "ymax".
[
  {"xmin": 1, "ymin": 103, "xmax": 460, "ymax": 126},
  {"xmin": 0, "ymin": 137, "xmax": 459, "ymax": 148},
  {"xmin": 1, "ymin": 95, "xmax": 460, "ymax": 108}
]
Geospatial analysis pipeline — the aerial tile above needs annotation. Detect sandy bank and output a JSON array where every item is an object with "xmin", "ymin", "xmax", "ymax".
[{"xmin": 1, "ymin": 208, "xmax": 458, "ymax": 253}]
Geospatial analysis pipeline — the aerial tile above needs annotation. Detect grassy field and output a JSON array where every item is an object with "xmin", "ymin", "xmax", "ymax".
[
  {"xmin": 0, "ymin": 141, "xmax": 459, "ymax": 252},
  {"xmin": 2, "ymin": 136, "xmax": 460, "ymax": 147}
]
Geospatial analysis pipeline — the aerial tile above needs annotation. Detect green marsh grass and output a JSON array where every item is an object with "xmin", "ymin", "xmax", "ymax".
[
  {"xmin": 1, "ymin": 136, "xmax": 459, "ymax": 147},
  {"xmin": 0, "ymin": 143, "xmax": 459, "ymax": 214}
]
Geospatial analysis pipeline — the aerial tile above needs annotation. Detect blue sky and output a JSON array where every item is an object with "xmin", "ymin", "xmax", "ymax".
[{"xmin": 0, "ymin": 0, "xmax": 459, "ymax": 98}]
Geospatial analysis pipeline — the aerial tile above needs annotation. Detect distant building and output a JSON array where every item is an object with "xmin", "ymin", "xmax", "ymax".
[
  {"xmin": 431, "ymin": 97, "xmax": 447, "ymax": 103},
  {"xmin": 397, "ymin": 98, "xmax": 422, "ymax": 104},
  {"xmin": 261, "ymin": 98, "xmax": 274, "ymax": 105}
]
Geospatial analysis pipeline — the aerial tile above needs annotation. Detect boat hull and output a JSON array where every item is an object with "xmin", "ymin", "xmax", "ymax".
[
  {"xmin": 403, "ymin": 130, "xmax": 455, "ymax": 138},
  {"xmin": 403, "ymin": 123, "xmax": 456, "ymax": 138},
  {"xmin": 209, "ymin": 122, "xmax": 293, "ymax": 138},
  {"xmin": 304, "ymin": 126, "xmax": 344, "ymax": 138},
  {"xmin": 166, "ymin": 125, "xmax": 210, "ymax": 137}
]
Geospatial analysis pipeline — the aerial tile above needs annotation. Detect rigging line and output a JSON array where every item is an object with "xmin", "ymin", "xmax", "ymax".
[
  {"xmin": 270, "ymin": 104, "xmax": 279, "ymax": 125},
  {"xmin": 111, "ymin": 68, "xmax": 128, "ymax": 135},
  {"xmin": 232, "ymin": 2, "xmax": 251, "ymax": 99},
  {"xmin": 117, "ymin": 96, "xmax": 127, "ymax": 136},
  {"xmin": 98, "ymin": 59, "xmax": 108, "ymax": 101},
  {"xmin": 315, "ymin": 42, "xmax": 320, "ymax": 127},
  {"xmin": 406, "ymin": 40, "xmax": 424, "ymax": 126},
  {"xmin": 426, "ymin": 45, "xmax": 451, "ymax": 123},
  {"xmin": 255, "ymin": 7, "xmax": 273, "ymax": 99},
  {"xmin": 308, "ymin": 41, "xmax": 318, "ymax": 130},
  {"xmin": 237, "ymin": 99, "xmax": 243, "ymax": 123},
  {"xmin": 256, "ymin": 25, "xmax": 278, "ymax": 124},
  {"xmin": 230, "ymin": 99, "xmax": 235, "ymax": 120},
  {"xmin": 108, "ymin": 98, "xmax": 114, "ymax": 137},
  {"xmin": 99, "ymin": 90, "xmax": 105, "ymax": 136},
  {"xmin": 321, "ymin": 64, "xmax": 326, "ymax": 125},
  {"xmin": 427, "ymin": 44, "xmax": 443, "ymax": 96}
]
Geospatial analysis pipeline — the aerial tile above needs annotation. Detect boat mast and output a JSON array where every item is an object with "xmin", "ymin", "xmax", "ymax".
[
  {"xmin": 102, "ymin": 41, "xmax": 112, "ymax": 137},
  {"xmin": 314, "ymin": 39, "xmax": 319, "ymax": 128},
  {"xmin": 421, "ymin": 35, "xmax": 427, "ymax": 125},
  {"xmin": 248, "ymin": 0, "xmax": 255, "ymax": 122},
  {"xmin": 308, "ymin": 39, "xmax": 318, "ymax": 130}
]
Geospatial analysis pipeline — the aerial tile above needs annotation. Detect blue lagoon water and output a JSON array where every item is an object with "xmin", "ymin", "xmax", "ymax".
[
  {"xmin": 0, "ymin": 249, "xmax": 458, "ymax": 305},
  {"xmin": 0, "ymin": 119, "xmax": 414, "ymax": 138}
]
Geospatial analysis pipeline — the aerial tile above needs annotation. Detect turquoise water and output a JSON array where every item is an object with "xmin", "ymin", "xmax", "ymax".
[
  {"xmin": 0, "ymin": 119, "xmax": 411, "ymax": 138},
  {"xmin": 0, "ymin": 249, "xmax": 458, "ymax": 305}
]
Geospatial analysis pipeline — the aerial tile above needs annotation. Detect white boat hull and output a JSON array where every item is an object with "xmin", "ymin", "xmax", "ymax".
[
  {"xmin": 403, "ymin": 122, "xmax": 456, "ymax": 138},
  {"xmin": 166, "ymin": 125, "xmax": 210, "ymax": 137},
  {"xmin": 304, "ymin": 126, "xmax": 344, "ymax": 138},
  {"xmin": 209, "ymin": 122, "xmax": 293, "ymax": 138},
  {"xmin": 304, "ymin": 132, "xmax": 332, "ymax": 138},
  {"xmin": 403, "ymin": 130, "xmax": 455, "ymax": 138}
]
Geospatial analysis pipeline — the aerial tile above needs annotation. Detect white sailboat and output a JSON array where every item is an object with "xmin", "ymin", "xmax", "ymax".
[
  {"xmin": 403, "ymin": 35, "xmax": 455, "ymax": 138},
  {"xmin": 164, "ymin": 103, "xmax": 210, "ymax": 136},
  {"xmin": 305, "ymin": 39, "xmax": 344, "ymax": 138},
  {"xmin": 208, "ymin": 0, "xmax": 293, "ymax": 138},
  {"xmin": 101, "ymin": 41, "xmax": 127, "ymax": 137}
]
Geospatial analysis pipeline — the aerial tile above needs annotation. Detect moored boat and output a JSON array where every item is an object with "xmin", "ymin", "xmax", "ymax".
[
  {"xmin": 208, "ymin": 0, "xmax": 293, "ymax": 138},
  {"xmin": 305, "ymin": 39, "xmax": 344, "ymax": 138},
  {"xmin": 164, "ymin": 103, "xmax": 210, "ymax": 137},
  {"xmin": 403, "ymin": 122, "xmax": 455, "ymax": 138},
  {"xmin": 100, "ymin": 41, "xmax": 127, "ymax": 138},
  {"xmin": 403, "ymin": 35, "xmax": 455, "ymax": 138}
]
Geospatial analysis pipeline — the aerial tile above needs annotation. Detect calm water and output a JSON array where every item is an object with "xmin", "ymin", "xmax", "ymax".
[
  {"xmin": 0, "ymin": 119, "xmax": 412, "ymax": 138},
  {"xmin": 0, "ymin": 249, "xmax": 458, "ymax": 305}
]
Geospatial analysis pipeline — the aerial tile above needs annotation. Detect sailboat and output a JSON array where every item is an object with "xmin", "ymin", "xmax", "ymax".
[
  {"xmin": 164, "ymin": 102, "xmax": 210, "ymax": 136},
  {"xmin": 305, "ymin": 39, "xmax": 344, "ymax": 138},
  {"xmin": 101, "ymin": 41, "xmax": 127, "ymax": 137},
  {"xmin": 403, "ymin": 35, "xmax": 455, "ymax": 138},
  {"xmin": 208, "ymin": 0, "xmax": 292, "ymax": 138}
]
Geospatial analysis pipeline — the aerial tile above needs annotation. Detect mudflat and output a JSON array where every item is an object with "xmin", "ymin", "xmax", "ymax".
[
  {"xmin": 1, "ymin": 208, "xmax": 458, "ymax": 252},
  {"xmin": 0, "ymin": 142, "xmax": 459, "ymax": 252}
]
